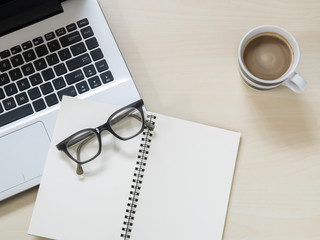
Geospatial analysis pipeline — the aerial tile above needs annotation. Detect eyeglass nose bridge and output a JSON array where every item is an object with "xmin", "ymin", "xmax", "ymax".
[{"xmin": 96, "ymin": 123, "xmax": 110, "ymax": 134}]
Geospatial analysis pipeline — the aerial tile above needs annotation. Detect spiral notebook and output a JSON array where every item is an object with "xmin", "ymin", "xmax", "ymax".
[{"xmin": 28, "ymin": 97, "xmax": 240, "ymax": 240}]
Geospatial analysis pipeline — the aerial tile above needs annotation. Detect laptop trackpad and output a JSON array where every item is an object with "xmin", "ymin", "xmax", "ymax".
[{"xmin": 0, "ymin": 122, "xmax": 50, "ymax": 192}]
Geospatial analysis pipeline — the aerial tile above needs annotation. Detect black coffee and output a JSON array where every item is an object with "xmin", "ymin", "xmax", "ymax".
[{"xmin": 243, "ymin": 33, "xmax": 293, "ymax": 80}]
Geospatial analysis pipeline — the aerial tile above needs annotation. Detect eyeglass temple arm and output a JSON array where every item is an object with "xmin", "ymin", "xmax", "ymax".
[{"xmin": 75, "ymin": 134, "xmax": 96, "ymax": 175}]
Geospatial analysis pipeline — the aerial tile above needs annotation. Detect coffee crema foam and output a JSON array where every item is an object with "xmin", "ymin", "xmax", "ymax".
[{"xmin": 242, "ymin": 33, "xmax": 294, "ymax": 80}]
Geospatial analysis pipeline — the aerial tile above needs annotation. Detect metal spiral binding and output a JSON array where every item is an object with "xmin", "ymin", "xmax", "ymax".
[{"xmin": 121, "ymin": 113, "xmax": 156, "ymax": 239}]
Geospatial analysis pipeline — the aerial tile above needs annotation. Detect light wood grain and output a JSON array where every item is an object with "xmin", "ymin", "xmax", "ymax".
[{"xmin": 1, "ymin": 0, "xmax": 319, "ymax": 239}]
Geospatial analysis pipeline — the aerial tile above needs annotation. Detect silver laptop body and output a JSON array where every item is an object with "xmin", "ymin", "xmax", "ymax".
[{"xmin": 0, "ymin": 0, "xmax": 140, "ymax": 201}]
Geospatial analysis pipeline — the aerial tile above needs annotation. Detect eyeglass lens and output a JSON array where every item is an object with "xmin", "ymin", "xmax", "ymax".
[
  {"xmin": 66, "ymin": 130, "xmax": 100, "ymax": 163},
  {"xmin": 110, "ymin": 107, "xmax": 143, "ymax": 139}
]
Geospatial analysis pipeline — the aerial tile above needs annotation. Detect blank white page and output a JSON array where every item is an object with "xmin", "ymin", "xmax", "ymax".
[
  {"xmin": 130, "ymin": 113, "xmax": 240, "ymax": 240},
  {"xmin": 29, "ymin": 97, "xmax": 141, "ymax": 240}
]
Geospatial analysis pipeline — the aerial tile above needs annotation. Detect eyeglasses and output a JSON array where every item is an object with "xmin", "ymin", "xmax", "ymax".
[{"xmin": 56, "ymin": 99, "xmax": 154, "ymax": 175}]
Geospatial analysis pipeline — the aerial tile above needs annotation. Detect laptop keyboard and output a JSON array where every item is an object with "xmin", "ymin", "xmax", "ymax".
[{"xmin": 0, "ymin": 18, "xmax": 114, "ymax": 127}]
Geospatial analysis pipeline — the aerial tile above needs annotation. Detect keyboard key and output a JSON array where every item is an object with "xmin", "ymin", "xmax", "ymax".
[
  {"xmin": 0, "ymin": 103, "xmax": 3, "ymax": 113},
  {"xmin": 57, "ymin": 86, "xmax": 77, "ymax": 100},
  {"xmin": 88, "ymin": 76, "xmax": 101, "ymax": 89},
  {"xmin": 22, "ymin": 41, "xmax": 33, "ymax": 50},
  {"xmin": 66, "ymin": 23, "xmax": 77, "ymax": 32},
  {"xmin": 85, "ymin": 37, "xmax": 99, "ymax": 50},
  {"xmin": 29, "ymin": 73, "xmax": 43, "ymax": 86},
  {"xmin": 10, "ymin": 54, "xmax": 24, "ymax": 67},
  {"xmin": 58, "ymin": 48, "xmax": 71, "ymax": 61},
  {"xmin": 9, "ymin": 68, "xmax": 22, "ymax": 81},
  {"xmin": 4, "ymin": 83, "xmax": 18, "ymax": 96},
  {"xmin": 76, "ymin": 81, "xmax": 89, "ymax": 94},
  {"xmin": 2, "ymin": 97, "xmax": 16, "ymax": 110},
  {"xmin": 59, "ymin": 31, "xmax": 82, "ymax": 47},
  {"xmin": 46, "ymin": 53, "xmax": 59, "ymax": 66},
  {"xmin": 90, "ymin": 48, "xmax": 103, "ymax": 61},
  {"xmin": 34, "ymin": 58, "xmax": 47, "ymax": 71},
  {"xmin": 55, "ymin": 27, "xmax": 66, "ymax": 36},
  {"xmin": 17, "ymin": 78, "xmax": 30, "ymax": 91},
  {"xmin": 32, "ymin": 98, "xmax": 46, "ymax": 112},
  {"xmin": 28, "ymin": 87, "xmax": 41, "ymax": 100},
  {"xmin": 80, "ymin": 26, "xmax": 94, "ymax": 39},
  {"xmin": 0, "ymin": 50, "xmax": 10, "ymax": 59},
  {"xmin": 45, "ymin": 32, "xmax": 55, "ymax": 41},
  {"xmin": 66, "ymin": 53, "xmax": 91, "ymax": 71},
  {"xmin": 23, "ymin": 49, "xmax": 36, "ymax": 62},
  {"xmin": 40, "ymin": 82, "xmax": 54, "ymax": 95},
  {"xmin": 21, "ymin": 63, "xmax": 35, "ymax": 76},
  {"xmin": 41, "ymin": 68, "xmax": 55, "ymax": 81},
  {"xmin": 35, "ymin": 44, "xmax": 49, "ymax": 57},
  {"xmin": 83, "ymin": 64, "xmax": 96, "ymax": 77},
  {"xmin": 0, "ymin": 89, "xmax": 5, "ymax": 100},
  {"xmin": 47, "ymin": 40, "xmax": 61, "ymax": 53},
  {"xmin": 95, "ymin": 59, "xmax": 109, "ymax": 72},
  {"xmin": 15, "ymin": 92, "xmax": 29, "ymax": 105},
  {"xmin": 53, "ymin": 77, "xmax": 66, "ymax": 90},
  {"xmin": 54, "ymin": 63, "xmax": 67, "ymax": 76},
  {"xmin": 100, "ymin": 71, "xmax": 114, "ymax": 84},
  {"xmin": 0, "ymin": 73, "xmax": 10, "ymax": 86},
  {"xmin": 0, "ymin": 104, "xmax": 33, "ymax": 127},
  {"xmin": 77, "ymin": 18, "xmax": 89, "ymax": 28},
  {"xmin": 0, "ymin": 59, "xmax": 12, "ymax": 71},
  {"xmin": 65, "ymin": 69, "xmax": 84, "ymax": 85},
  {"xmin": 33, "ymin": 37, "xmax": 44, "ymax": 46},
  {"xmin": 70, "ymin": 42, "xmax": 86, "ymax": 56},
  {"xmin": 11, "ymin": 45, "xmax": 22, "ymax": 55},
  {"xmin": 45, "ymin": 93, "xmax": 59, "ymax": 106}
]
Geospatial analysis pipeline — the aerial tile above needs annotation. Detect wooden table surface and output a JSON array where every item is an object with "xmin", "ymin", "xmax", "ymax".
[{"xmin": 1, "ymin": 0, "xmax": 319, "ymax": 239}]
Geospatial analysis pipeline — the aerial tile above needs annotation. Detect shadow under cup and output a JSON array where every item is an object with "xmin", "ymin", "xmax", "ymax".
[{"xmin": 238, "ymin": 25, "xmax": 304, "ymax": 92}]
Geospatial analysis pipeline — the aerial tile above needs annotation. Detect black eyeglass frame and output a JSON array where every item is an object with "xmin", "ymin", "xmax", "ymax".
[{"xmin": 56, "ymin": 99, "xmax": 149, "ymax": 165}]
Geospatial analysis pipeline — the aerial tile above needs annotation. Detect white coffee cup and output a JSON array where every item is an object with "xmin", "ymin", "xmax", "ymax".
[{"xmin": 238, "ymin": 25, "xmax": 306, "ymax": 93}]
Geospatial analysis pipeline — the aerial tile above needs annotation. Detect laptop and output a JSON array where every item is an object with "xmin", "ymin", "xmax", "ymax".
[{"xmin": 0, "ymin": 0, "xmax": 141, "ymax": 201}]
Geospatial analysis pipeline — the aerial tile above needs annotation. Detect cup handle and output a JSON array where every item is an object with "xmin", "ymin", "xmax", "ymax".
[{"xmin": 282, "ymin": 73, "xmax": 306, "ymax": 93}]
